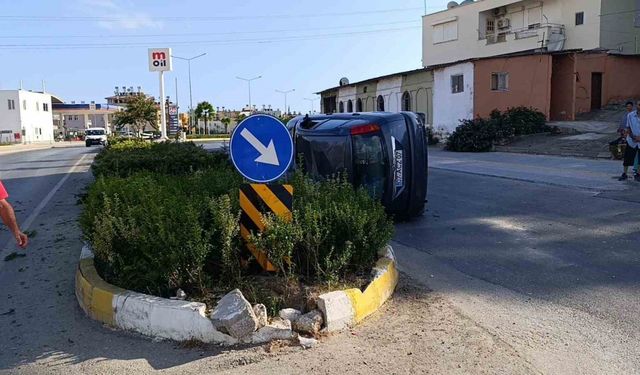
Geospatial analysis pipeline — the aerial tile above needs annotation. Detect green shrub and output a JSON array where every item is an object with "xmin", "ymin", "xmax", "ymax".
[
  {"xmin": 92, "ymin": 141, "xmax": 227, "ymax": 178},
  {"xmin": 250, "ymin": 172, "xmax": 394, "ymax": 284},
  {"xmin": 80, "ymin": 169, "xmax": 243, "ymax": 297},
  {"xmin": 447, "ymin": 107, "xmax": 548, "ymax": 152},
  {"xmin": 446, "ymin": 118, "xmax": 500, "ymax": 152},
  {"xmin": 501, "ymin": 106, "xmax": 549, "ymax": 135}
]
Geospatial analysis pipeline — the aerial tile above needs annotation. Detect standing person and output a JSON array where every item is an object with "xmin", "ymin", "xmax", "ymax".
[
  {"xmin": 619, "ymin": 101, "xmax": 640, "ymax": 181},
  {"xmin": 619, "ymin": 101, "xmax": 640, "ymax": 174},
  {"xmin": 0, "ymin": 180, "xmax": 28, "ymax": 248}
]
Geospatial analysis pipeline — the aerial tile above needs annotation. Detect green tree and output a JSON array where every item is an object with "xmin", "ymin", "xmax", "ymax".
[
  {"xmin": 113, "ymin": 95, "xmax": 158, "ymax": 135},
  {"xmin": 195, "ymin": 101, "xmax": 215, "ymax": 135}
]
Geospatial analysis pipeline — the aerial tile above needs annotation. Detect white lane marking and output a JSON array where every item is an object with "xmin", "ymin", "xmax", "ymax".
[{"xmin": 0, "ymin": 153, "xmax": 89, "ymax": 272}]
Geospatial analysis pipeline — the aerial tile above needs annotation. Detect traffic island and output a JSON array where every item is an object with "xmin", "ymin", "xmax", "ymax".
[{"xmin": 75, "ymin": 244, "xmax": 398, "ymax": 346}]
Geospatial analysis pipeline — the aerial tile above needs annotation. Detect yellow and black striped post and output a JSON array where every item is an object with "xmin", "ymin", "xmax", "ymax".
[{"xmin": 239, "ymin": 184, "xmax": 293, "ymax": 272}]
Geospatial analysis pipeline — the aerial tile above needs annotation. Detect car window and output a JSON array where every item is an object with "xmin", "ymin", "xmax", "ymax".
[
  {"xmin": 352, "ymin": 133, "xmax": 386, "ymax": 199},
  {"xmin": 86, "ymin": 130, "xmax": 105, "ymax": 136}
]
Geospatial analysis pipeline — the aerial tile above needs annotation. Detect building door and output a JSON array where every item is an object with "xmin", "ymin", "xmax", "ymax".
[{"xmin": 591, "ymin": 73, "xmax": 603, "ymax": 111}]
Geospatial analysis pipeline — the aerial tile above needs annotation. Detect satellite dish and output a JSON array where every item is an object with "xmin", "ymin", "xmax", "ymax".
[
  {"xmin": 339, "ymin": 77, "xmax": 350, "ymax": 86},
  {"xmin": 447, "ymin": 1, "xmax": 459, "ymax": 9}
]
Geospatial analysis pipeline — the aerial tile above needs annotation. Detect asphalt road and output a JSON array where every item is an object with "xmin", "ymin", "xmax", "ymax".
[
  {"xmin": 394, "ymin": 149, "xmax": 640, "ymax": 374},
  {"xmin": 0, "ymin": 146, "xmax": 638, "ymax": 374}
]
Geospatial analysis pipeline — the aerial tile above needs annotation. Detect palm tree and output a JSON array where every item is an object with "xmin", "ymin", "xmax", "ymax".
[
  {"xmin": 194, "ymin": 101, "xmax": 215, "ymax": 135},
  {"xmin": 221, "ymin": 117, "xmax": 231, "ymax": 134}
]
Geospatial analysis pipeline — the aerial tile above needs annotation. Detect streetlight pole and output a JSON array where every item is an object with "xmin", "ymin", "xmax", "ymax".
[
  {"xmin": 173, "ymin": 53, "xmax": 206, "ymax": 134},
  {"xmin": 236, "ymin": 76, "xmax": 262, "ymax": 114},
  {"xmin": 304, "ymin": 97, "xmax": 319, "ymax": 114},
  {"xmin": 276, "ymin": 88, "xmax": 295, "ymax": 115}
]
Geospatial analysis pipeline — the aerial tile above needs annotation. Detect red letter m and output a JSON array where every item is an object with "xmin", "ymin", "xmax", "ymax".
[{"xmin": 152, "ymin": 52, "xmax": 166, "ymax": 60}]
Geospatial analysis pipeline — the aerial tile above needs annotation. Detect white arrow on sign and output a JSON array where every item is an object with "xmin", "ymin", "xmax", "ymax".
[{"xmin": 240, "ymin": 128, "xmax": 280, "ymax": 166}]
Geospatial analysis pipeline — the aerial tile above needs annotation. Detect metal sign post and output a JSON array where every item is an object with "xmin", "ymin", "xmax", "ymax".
[
  {"xmin": 148, "ymin": 48, "xmax": 172, "ymax": 140},
  {"xmin": 230, "ymin": 114, "xmax": 295, "ymax": 271}
]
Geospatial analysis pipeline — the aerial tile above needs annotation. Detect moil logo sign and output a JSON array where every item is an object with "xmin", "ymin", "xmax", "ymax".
[{"xmin": 148, "ymin": 48, "xmax": 172, "ymax": 72}]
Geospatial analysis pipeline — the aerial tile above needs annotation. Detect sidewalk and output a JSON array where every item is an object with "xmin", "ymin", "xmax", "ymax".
[
  {"xmin": 495, "ymin": 120, "xmax": 618, "ymax": 159},
  {"xmin": 429, "ymin": 148, "xmax": 627, "ymax": 192},
  {"xmin": 0, "ymin": 141, "xmax": 84, "ymax": 156}
]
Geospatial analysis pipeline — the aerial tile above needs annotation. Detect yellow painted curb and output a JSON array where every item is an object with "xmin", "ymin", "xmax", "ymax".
[
  {"xmin": 75, "ymin": 258, "xmax": 124, "ymax": 326},
  {"xmin": 344, "ymin": 255, "xmax": 399, "ymax": 323}
]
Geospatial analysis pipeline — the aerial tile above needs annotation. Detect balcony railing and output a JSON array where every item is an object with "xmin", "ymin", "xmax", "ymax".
[{"xmin": 482, "ymin": 23, "xmax": 566, "ymax": 51}]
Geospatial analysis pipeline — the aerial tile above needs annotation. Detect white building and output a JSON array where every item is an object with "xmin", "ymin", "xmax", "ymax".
[
  {"xmin": 433, "ymin": 62, "xmax": 475, "ymax": 133},
  {"xmin": 422, "ymin": 0, "xmax": 640, "ymax": 67},
  {"xmin": 0, "ymin": 90, "xmax": 60, "ymax": 144}
]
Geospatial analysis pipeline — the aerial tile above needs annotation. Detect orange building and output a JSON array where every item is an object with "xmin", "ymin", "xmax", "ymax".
[{"xmin": 473, "ymin": 50, "xmax": 640, "ymax": 121}]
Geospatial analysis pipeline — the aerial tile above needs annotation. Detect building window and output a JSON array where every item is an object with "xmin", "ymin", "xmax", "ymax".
[
  {"xmin": 486, "ymin": 20, "xmax": 495, "ymax": 36},
  {"xmin": 23, "ymin": 100, "xmax": 27, "ymax": 110},
  {"xmin": 74, "ymin": 115, "xmax": 78, "ymax": 121},
  {"xmin": 377, "ymin": 95, "xmax": 385, "ymax": 111},
  {"xmin": 36, "ymin": 102, "xmax": 40, "ymax": 111},
  {"xmin": 43, "ymin": 103, "xmax": 49, "ymax": 112},
  {"xmin": 491, "ymin": 72, "xmax": 509, "ymax": 91},
  {"xmin": 433, "ymin": 20, "xmax": 458, "ymax": 44},
  {"xmin": 575, "ymin": 12, "xmax": 584, "ymax": 26},
  {"xmin": 347, "ymin": 100, "xmax": 353, "ymax": 113},
  {"xmin": 338, "ymin": 101, "xmax": 344, "ymax": 113},
  {"xmin": 356, "ymin": 98, "xmax": 363, "ymax": 112},
  {"xmin": 7, "ymin": 99, "xmax": 15, "ymax": 110},
  {"xmin": 402, "ymin": 91, "xmax": 411, "ymax": 111},
  {"xmin": 451, "ymin": 74, "xmax": 464, "ymax": 94}
]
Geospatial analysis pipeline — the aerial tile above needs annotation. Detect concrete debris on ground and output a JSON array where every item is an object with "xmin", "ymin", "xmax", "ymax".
[
  {"xmin": 293, "ymin": 310, "xmax": 323, "ymax": 335},
  {"xmin": 210, "ymin": 289, "xmax": 258, "ymax": 339},
  {"xmin": 297, "ymin": 335, "xmax": 318, "ymax": 349},
  {"xmin": 278, "ymin": 308, "xmax": 302, "ymax": 323},
  {"xmin": 251, "ymin": 317, "xmax": 295, "ymax": 344},
  {"xmin": 253, "ymin": 304, "xmax": 268, "ymax": 329}
]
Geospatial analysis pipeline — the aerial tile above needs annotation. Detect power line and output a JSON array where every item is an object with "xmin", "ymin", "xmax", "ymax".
[
  {"xmin": 0, "ymin": 7, "xmax": 424, "ymax": 22},
  {"xmin": 0, "ymin": 26, "xmax": 422, "ymax": 50},
  {"xmin": 0, "ymin": 20, "xmax": 421, "ymax": 39}
]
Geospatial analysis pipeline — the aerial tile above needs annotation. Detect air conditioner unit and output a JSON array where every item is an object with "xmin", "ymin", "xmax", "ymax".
[
  {"xmin": 497, "ymin": 18, "xmax": 511, "ymax": 29},
  {"xmin": 493, "ymin": 6, "xmax": 507, "ymax": 16}
]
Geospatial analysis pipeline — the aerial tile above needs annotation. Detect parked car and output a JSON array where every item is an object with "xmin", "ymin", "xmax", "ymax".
[
  {"xmin": 85, "ymin": 128, "xmax": 108, "ymax": 147},
  {"xmin": 288, "ymin": 112, "xmax": 428, "ymax": 218}
]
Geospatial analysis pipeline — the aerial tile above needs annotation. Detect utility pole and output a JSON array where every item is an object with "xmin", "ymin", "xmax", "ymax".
[
  {"xmin": 304, "ymin": 97, "xmax": 319, "ymax": 114},
  {"xmin": 236, "ymin": 76, "xmax": 262, "ymax": 114},
  {"xmin": 173, "ymin": 53, "xmax": 206, "ymax": 134},
  {"xmin": 275, "ymin": 88, "xmax": 295, "ymax": 115}
]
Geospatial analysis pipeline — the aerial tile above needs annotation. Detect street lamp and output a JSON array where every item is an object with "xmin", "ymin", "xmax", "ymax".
[
  {"xmin": 304, "ymin": 97, "xmax": 319, "ymax": 114},
  {"xmin": 276, "ymin": 88, "xmax": 295, "ymax": 115},
  {"xmin": 236, "ymin": 76, "xmax": 262, "ymax": 114},
  {"xmin": 172, "ymin": 53, "xmax": 206, "ymax": 134}
]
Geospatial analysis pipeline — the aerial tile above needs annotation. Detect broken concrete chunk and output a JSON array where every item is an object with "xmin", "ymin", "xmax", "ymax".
[
  {"xmin": 253, "ymin": 304, "xmax": 268, "ymax": 329},
  {"xmin": 298, "ymin": 335, "xmax": 318, "ymax": 349},
  {"xmin": 210, "ymin": 289, "xmax": 258, "ymax": 339},
  {"xmin": 318, "ymin": 291, "xmax": 355, "ymax": 332},
  {"xmin": 278, "ymin": 308, "xmax": 302, "ymax": 323},
  {"xmin": 293, "ymin": 310, "xmax": 323, "ymax": 335},
  {"xmin": 251, "ymin": 317, "xmax": 295, "ymax": 344}
]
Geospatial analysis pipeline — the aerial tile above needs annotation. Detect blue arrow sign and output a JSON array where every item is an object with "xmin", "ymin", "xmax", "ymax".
[{"xmin": 230, "ymin": 114, "xmax": 294, "ymax": 183}]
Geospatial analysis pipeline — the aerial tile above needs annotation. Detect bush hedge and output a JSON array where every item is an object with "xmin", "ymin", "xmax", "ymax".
[
  {"xmin": 82, "ymin": 141, "xmax": 394, "ymax": 298},
  {"xmin": 446, "ymin": 107, "xmax": 549, "ymax": 152},
  {"xmin": 92, "ymin": 141, "xmax": 226, "ymax": 178}
]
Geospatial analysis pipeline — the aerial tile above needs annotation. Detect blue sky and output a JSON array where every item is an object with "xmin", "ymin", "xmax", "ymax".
[{"xmin": 0, "ymin": 0, "xmax": 450, "ymax": 113}]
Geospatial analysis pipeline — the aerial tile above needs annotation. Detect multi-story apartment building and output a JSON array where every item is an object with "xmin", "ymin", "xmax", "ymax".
[
  {"xmin": 0, "ymin": 89, "xmax": 60, "ymax": 144},
  {"xmin": 423, "ymin": 0, "xmax": 640, "ymax": 67}
]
